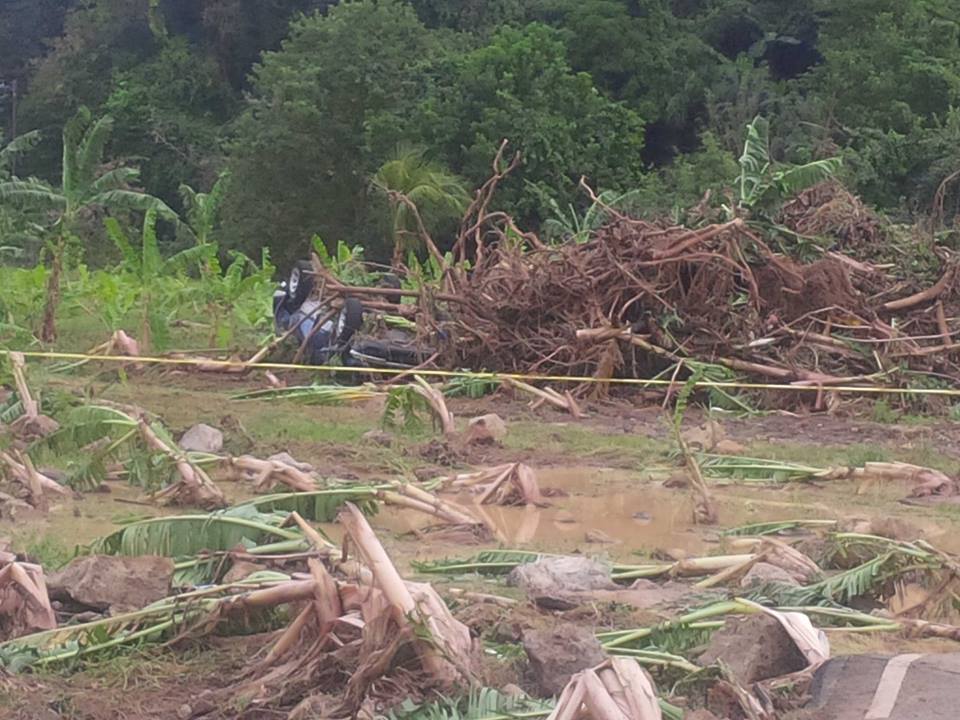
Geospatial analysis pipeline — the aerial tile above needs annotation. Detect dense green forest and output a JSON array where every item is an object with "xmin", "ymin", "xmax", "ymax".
[{"xmin": 2, "ymin": 0, "xmax": 960, "ymax": 267}]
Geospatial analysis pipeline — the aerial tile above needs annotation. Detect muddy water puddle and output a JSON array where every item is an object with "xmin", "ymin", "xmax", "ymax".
[
  {"xmin": 4, "ymin": 480, "xmax": 260, "ymax": 552},
  {"xmin": 370, "ymin": 466, "xmax": 960, "ymax": 567},
  {"xmin": 371, "ymin": 467, "xmax": 823, "ymax": 565},
  {"xmin": 11, "ymin": 465, "xmax": 959, "ymax": 568}
]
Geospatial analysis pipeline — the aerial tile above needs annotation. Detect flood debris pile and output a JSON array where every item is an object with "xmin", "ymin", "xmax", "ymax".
[{"xmin": 441, "ymin": 195, "xmax": 959, "ymax": 401}]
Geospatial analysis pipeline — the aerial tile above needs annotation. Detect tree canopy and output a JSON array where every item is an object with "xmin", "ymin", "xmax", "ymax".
[{"xmin": 2, "ymin": 0, "xmax": 960, "ymax": 263}]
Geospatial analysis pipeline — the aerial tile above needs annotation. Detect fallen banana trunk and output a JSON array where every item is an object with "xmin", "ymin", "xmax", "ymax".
[
  {"xmin": 140, "ymin": 420, "xmax": 226, "ymax": 509},
  {"xmin": 547, "ymin": 657, "xmax": 662, "ymax": 720},
  {"xmin": 380, "ymin": 483, "xmax": 486, "ymax": 527},
  {"xmin": 0, "ymin": 449, "xmax": 69, "ymax": 507},
  {"xmin": 699, "ymin": 454, "xmax": 956, "ymax": 497},
  {"xmin": 227, "ymin": 455, "xmax": 318, "ymax": 492},
  {"xmin": 849, "ymin": 462, "xmax": 956, "ymax": 496},
  {"xmin": 696, "ymin": 537, "xmax": 820, "ymax": 588},
  {"xmin": 443, "ymin": 463, "xmax": 548, "ymax": 507},
  {"xmin": 0, "ymin": 560, "xmax": 56, "ymax": 641},
  {"xmin": 0, "ymin": 571, "xmax": 313, "ymax": 669},
  {"xmin": 88, "ymin": 329, "xmax": 141, "ymax": 358},
  {"xmin": 504, "ymin": 377, "xmax": 583, "ymax": 418}
]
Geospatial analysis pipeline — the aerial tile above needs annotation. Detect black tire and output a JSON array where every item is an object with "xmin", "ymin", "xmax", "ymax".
[
  {"xmin": 287, "ymin": 260, "xmax": 315, "ymax": 308},
  {"xmin": 378, "ymin": 273, "xmax": 402, "ymax": 305},
  {"xmin": 334, "ymin": 296, "xmax": 364, "ymax": 345}
]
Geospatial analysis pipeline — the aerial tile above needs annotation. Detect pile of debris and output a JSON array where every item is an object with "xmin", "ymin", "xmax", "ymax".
[{"xmin": 441, "ymin": 186, "xmax": 958, "ymax": 400}]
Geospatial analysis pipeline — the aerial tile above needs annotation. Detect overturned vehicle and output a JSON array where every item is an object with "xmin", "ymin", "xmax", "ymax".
[{"xmin": 273, "ymin": 260, "xmax": 445, "ymax": 369}]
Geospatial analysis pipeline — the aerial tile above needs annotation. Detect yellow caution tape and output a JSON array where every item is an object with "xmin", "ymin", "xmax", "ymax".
[{"xmin": 2, "ymin": 348, "xmax": 960, "ymax": 397}]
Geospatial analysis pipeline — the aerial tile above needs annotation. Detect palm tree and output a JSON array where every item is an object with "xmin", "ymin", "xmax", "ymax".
[
  {"xmin": 0, "ymin": 107, "xmax": 176, "ymax": 342},
  {"xmin": 372, "ymin": 146, "xmax": 469, "ymax": 267}
]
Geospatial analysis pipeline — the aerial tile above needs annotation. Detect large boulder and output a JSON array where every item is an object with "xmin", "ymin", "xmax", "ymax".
[
  {"xmin": 507, "ymin": 556, "xmax": 617, "ymax": 610},
  {"xmin": 47, "ymin": 555, "xmax": 174, "ymax": 613},
  {"xmin": 698, "ymin": 614, "xmax": 808, "ymax": 684},
  {"xmin": 522, "ymin": 624, "xmax": 607, "ymax": 697},
  {"xmin": 179, "ymin": 423, "xmax": 224, "ymax": 453}
]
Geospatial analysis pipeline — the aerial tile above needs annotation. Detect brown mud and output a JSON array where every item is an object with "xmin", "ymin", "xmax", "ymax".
[{"xmin": 3, "ymin": 372, "xmax": 960, "ymax": 719}]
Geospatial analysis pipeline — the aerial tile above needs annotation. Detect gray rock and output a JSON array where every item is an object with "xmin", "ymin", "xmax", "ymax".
[
  {"xmin": 508, "ymin": 556, "xmax": 617, "ymax": 609},
  {"xmin": 523, "ymin": 624, "xmax": 607, "ymax": 697},
  {"xmin": 698, "ymin": 614, "xmax": 808, "ymax": 684},
  {"xmin": 178, "ymin": 423, "xmax": 223, "ymax": 453},
  {"xmin": 47, "ymin": 555, "xmax": 174, "ymax": 613},
  {"xmin": 740, "ymin": 562, "xmax": 800, "ymax": 588}
]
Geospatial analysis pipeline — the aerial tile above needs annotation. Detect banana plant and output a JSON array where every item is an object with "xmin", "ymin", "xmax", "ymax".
[
  {"xmin": 0, "ymin": 131, "xmax": 45, "ymax": 262},
  {"xmin": 313, "ymin": 236, "xmax": 375, "ymax": 285},
  {"xmin": 105, "ymin": 209, "xmax": 213, "ymax": 352},
  {"xmin": 371, "ymin": 145, "xmax": 469, "ymax": 267},
  {"xmin": 735, "ymin": 115, "xmax": 842, "ymax": 217},
  {"xmin": 178, "ymin": 173, "xmax": 228, "ymax": 279},
  {"xmin": 201, "ymin": 250, "xmax": 275, "ymax": 347},
  {"xmin": 0, "ymin": 108, "xmax": 177, "ymax": 342}
]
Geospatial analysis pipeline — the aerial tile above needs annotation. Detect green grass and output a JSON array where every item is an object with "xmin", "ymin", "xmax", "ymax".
[
  {"xmin": 14, "ymin": 533, "xmax": 74, "ymax": 570},
  {"xmin": 504, "ymin": 420, "xmax": 668, "ymax": 465}
]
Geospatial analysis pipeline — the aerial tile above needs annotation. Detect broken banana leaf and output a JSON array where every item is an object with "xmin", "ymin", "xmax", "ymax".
[
  {"xmin": 230, "ymin": 384, "xmax": 383, "ymax": 404},
  {"xmin": 89, "ymin": 506, "xmax": 304, "ymax": 557},
  {"xmin": 413, "ymin": 550, "xmax": 756, "ymax": 583},
  {"xmin": 747, "ymin": 533, "xmax": 959, "ymax": 607},
  {"xmin": 0, "ymin": 571, "xmax": 297, "ymax": 671},
  {"xmin": 236, "ymin": 487, "xmax": 383, "ymax": 522},
  {"xmin": 722, "ymin": 519, "xmax": 839, "ymax": 537}
]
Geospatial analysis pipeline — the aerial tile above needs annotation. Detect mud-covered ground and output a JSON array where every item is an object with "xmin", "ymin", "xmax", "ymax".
[{"xmin": 3, "ymin": 368, "xmax": 960, "ymax": 719}]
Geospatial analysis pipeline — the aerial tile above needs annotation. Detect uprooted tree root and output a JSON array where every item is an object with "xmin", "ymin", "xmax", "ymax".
[{"xmin": 443, "ymin": 209, "xmax": 958, "ymax": 396}]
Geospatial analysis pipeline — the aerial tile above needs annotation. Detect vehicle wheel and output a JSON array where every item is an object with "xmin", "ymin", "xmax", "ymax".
[
  {"xmin": 378, "ymin": 273, "xmax": 402, "ymax": 305},
  {"xmin": 287, "ymin": 260, "xmax": 315, "ymax": 308},
  {"xmin": 334, "ymin": 296, "xmax": 364, "ymax": 345}
]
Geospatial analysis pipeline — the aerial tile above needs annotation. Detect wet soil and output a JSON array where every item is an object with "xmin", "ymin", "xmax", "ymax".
[{"xmin": 3, "ymin": 370, "xmax": 960, "ymax": 718}]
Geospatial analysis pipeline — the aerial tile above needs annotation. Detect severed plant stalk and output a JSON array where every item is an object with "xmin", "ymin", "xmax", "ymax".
[
  {"xmin": 0, "ymin": 449, "xmax": 68, "ymax": 507},
  {"xmin": 140, "ymin": 419, "xmax": 226, "ymax": 509},
  {"xmin": 547, "ymin": 657, "xmax": 663, "ymax": 720},
  {"xmin": 339, "ymin": 501, "xmax": 476, "ymax": 687},
  {"xmin": 410, "ymin": 375, "xmax": 457, "ymax": 435},
  {"xmin": 227, "ymin": 455, "xmax": 318, "ymax": 492},
  {"xmin": 0, "ymin": 560, "xmax": 57, "ymax": 641},
  {"xmin": 672, "ymin": 369, "xmax": 718, "ymax": 525},
  {"xmin": 441, "ymin": 463, "xmax": 547, "ymax": 507}
]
